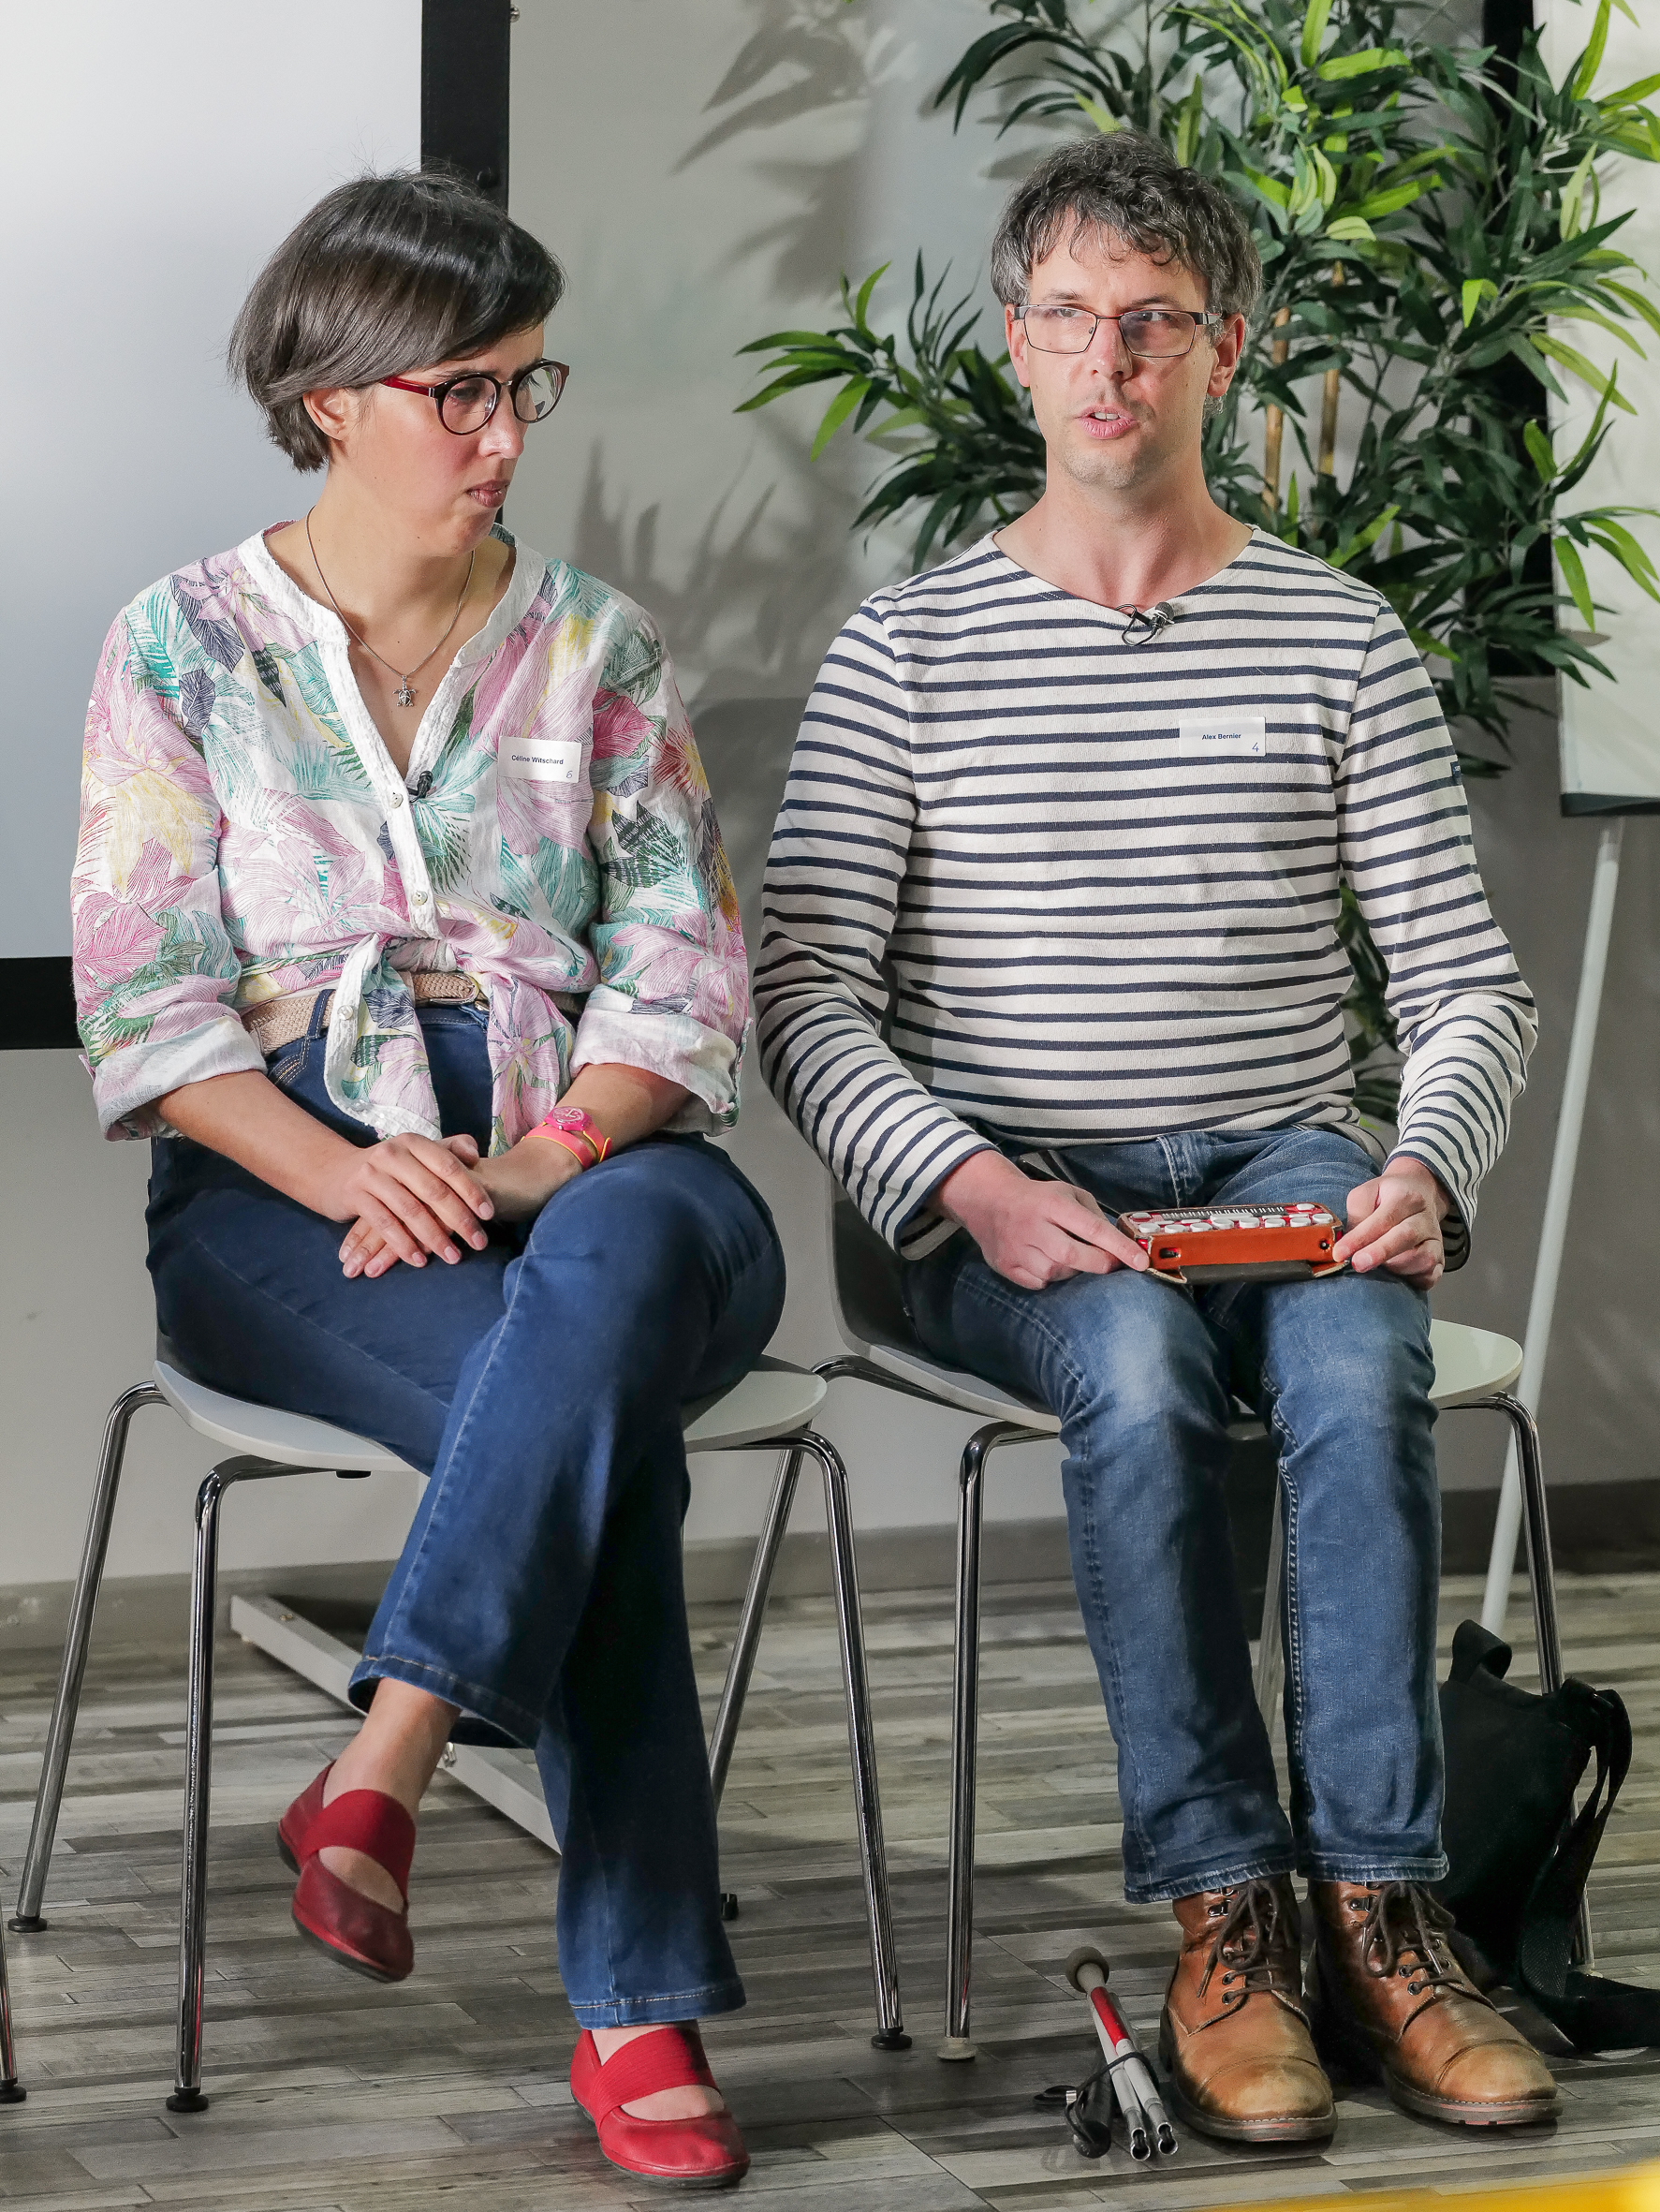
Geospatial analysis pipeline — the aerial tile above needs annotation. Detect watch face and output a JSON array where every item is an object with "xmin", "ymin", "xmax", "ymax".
[{"xmin": 551, "ymin": 1108, "xmax": 587, "ymax": 1130}]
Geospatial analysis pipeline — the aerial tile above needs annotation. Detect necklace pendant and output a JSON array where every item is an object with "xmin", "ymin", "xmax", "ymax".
[{"xmin": 395, "ymin": 681, "xmax": 415, "ymax": 708}]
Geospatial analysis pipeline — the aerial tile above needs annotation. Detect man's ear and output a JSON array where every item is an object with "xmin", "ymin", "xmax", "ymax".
[
  {"xmin": 1006, "ymin": 302, "xmax": 1034, "ymax": 391},
  {"xmin": 1207, "ymin": 312, "xmax": 1248, "ymax": 401}
]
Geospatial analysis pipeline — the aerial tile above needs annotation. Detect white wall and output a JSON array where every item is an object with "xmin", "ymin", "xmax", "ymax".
[{"xmin": 0, "ymin": 0, "xmax": 421, "ymax": 959}]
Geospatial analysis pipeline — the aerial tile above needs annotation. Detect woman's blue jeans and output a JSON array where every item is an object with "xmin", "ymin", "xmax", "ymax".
[
  {"xmin": 146, "ymin": 1001, "xmax": 786, "ymax": 2025},
  {"xmin": 903, "ymin": 1127, "xmax": 1446, "ymax": 1904}
]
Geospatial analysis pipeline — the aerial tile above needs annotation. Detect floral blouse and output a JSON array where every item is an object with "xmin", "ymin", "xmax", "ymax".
[{"xmin": 72, "ymin": 529, "xmax": 747, "ymax": 1150}]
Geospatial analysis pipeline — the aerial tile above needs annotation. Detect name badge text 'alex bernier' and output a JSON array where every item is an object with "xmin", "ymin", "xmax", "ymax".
[
  {"xmin": 503, "ymin": 737, "xmax": 584, "ymax": 784},
  {"xmin": 1178, "ymin": 715, "xmax": 1267, "ymax": 759}
]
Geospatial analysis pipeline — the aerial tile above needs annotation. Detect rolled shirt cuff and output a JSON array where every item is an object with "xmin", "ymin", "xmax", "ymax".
[
  {"xmin": 1386, "ymin": 1142, "xmax": 1472, "ymax": 1272},
  {"xmin": 571, "ymin": 986, "xmax": 743, "ymax": 1133},
  {"xmin": 89, "ymin": 1015, "xmax": 265, "ymax": 1140}
]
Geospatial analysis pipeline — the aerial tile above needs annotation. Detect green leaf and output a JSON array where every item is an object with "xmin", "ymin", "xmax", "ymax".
[
  {"xmin": 1462, "ymin": 278, "xmax": 1499, "ymax": 327},
  {"xmin": 1602, "ymin": 280, "xmax": 1660, "ymax": 342},
  {"xmin": 810, "ymin": 378, "xmax": 872, "ymax": 460},
  {"xmin": 1554, "ymin": 537, "xmax": 1596, "ymax": 627},
  {"xmin": 853, "ymin": 264, "xmax": 889, "ymax": 332},
  {"xmin": 1524, "ymin": 420, "xmax": 1556, "ymax": 479},
  {"xmin": 1239, "ymin": 162, "xmax": 1291, "ymax": 211},
  {"xmin": 1533, "ymin": 333, "xmax": 1638, "ymax": 412},
  {"xmin": 1299, "ymin": 0, "xmax": 1332, "ymax": 71},
  {"xmin": 1075, "ymin": 91, "xmax": 1122, "ymax": 133},
  {"xmin": 1566, "ymin": 0, "xmax": 1612, "ymax": 100},
  {"xmin": 1602, "ymin": 70, "xmax": 1660, "ymax": 104},
  {"xmin": 1325, "ymin": 214, "xmax": 1376, "ymax": 243},
  {"xmin": 1329, "ymin": 504, "xmax": 1401, "ymax": 568},
  {"xmin": 1318, "ymin": 47, "xmax": 1410, "ymax": 81},
  {"xmin": 1559, "ymin": 148, "xmax": 1596, "ymax": 242}
]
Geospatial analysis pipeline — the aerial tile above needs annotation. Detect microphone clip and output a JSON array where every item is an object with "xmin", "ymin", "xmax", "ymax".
[{"xmin": 1119, "ymin": 600, "xmax": 1179, "ymax": 644}]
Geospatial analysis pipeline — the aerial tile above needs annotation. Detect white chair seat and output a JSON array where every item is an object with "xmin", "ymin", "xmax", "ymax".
[
  {"xmin": 154, "ymin": 1354, "xmax": 827, "ymax": 1471},
  {"xmin": 863, "ymin": 1318, "xmax": 1520, "ymax": 1432}
]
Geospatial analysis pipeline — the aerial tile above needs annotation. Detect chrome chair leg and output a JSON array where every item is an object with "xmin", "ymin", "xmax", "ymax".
[
  {"xmin": 1466, "ymin": 1393, "xmax": 1592, "ymax": 1967},
  {"xmin": 12, "ymin": 1384, "xmax": 164, "ymax": 1933},
  {"xmin": 712, "ymin": 1431, "xmax": 906, "ymax": 2048},
  {"xmin": 942, "ymin": 1420, "xmax": 1041, "ymax": 2061},
  {"xmin": 0, "ymin": 1918, "xmax": 22, "ymax": 2102},
  {"xmin": 169, "ymin": 1455, "xmax": 316, "ymax": 2114},
  {"xmin": 797, "ymin": 1430, "xmax": 910, "ymax": 2050},
  {"xmin": 707, "ymin": 1446, "xmax": 802, "ymax": 1809}
]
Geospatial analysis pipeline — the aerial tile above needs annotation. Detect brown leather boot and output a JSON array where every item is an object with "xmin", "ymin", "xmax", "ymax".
[
  {"xmin": 1158, "ymin": 1877, "xmax": 1336, "ymax": 2145},
  {"xmin": 1307, "ymin": 1881, "xmax": 1559, "ymax": 2127}
]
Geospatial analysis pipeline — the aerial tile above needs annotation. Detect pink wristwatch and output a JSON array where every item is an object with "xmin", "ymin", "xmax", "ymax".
[{"xmin": 525, "ymin": 1104, "xmax": 611, "ymax": 1169}]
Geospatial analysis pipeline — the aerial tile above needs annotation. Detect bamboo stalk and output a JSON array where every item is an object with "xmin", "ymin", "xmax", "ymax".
[
  {"xmin": 1261, "ymin": 305, "xmax": 1292, "ymax": 509},
  {"xmin": 1318, "ymin": 265, "xmax": 1344, "ymax": 478}
]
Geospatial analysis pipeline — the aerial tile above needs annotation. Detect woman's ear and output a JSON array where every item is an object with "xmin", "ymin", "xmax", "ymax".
[{"xmin": 302, "ymin": 384, "xmax": 357, "ymax": 450}]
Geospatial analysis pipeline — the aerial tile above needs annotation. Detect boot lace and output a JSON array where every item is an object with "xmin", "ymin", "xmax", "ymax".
[
  {"xmin": 1350, "ymin": 1881, "xmax": 1464, "ymax": 2001},
  {"xmin": 1198, "ymin": 1880, "xmax": 1292, "ymax": 2006}
]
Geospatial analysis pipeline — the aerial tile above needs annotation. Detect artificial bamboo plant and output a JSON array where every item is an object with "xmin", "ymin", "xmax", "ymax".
[{"xmin": 739, "ymin": 0, "xmax": 1660, "ymax": 1119}]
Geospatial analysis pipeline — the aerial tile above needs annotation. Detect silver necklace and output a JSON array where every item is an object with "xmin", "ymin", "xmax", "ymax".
[{"xmin": 305, "ymin": 511, "xmax": 475, "ymax": 709}]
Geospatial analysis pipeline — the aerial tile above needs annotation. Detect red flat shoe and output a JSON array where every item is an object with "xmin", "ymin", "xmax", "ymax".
[
  {"xmin": 278, "ymin": 1762, "xmax": 416, "ymax": 1984},
  {"xmin": 570, "ymin": 2025, "xmax": 749, "ymax": 2190}
]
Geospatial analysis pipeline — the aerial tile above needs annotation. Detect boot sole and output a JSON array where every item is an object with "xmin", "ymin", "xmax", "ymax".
[
  {"xmin": 1388, "ymin": 2075, "xmax": 1560, "ymax": 2130},
  {"xmin": 1157, "ymin": 2016, "xmax": 1337, "ymax": 2146}
]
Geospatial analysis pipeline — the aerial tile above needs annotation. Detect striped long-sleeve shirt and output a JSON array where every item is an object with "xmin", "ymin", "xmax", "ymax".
[{"xmin": 756, "ymin": 530, "xmax": 1535, "ymax": 1268}]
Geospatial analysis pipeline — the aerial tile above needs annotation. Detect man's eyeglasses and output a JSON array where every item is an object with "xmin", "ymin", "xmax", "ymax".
[
  {"xmin": 380, "ymin": 358, "xmax": 570, "ymax": 435},
  {"xmin": 1020, "ymin": 306, "xmax": 1225, "ymax": 358}
]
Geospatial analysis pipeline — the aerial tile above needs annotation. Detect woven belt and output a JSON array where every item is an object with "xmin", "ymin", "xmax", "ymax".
[{"xmin": 242, "ymin": 970, "xmax": 483, "ymax": 1058}]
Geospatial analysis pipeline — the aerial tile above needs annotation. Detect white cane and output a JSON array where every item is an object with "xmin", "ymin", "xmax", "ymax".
[{"xmin": 1065, "ymin": 1944, "xmax": 1177, "ymax": 2158}]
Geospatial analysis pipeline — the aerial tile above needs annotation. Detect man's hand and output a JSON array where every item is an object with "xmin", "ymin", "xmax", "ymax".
[
  {"xmin": 1333, "ymin": 1156, "xmax": 1450, "ymax": 1289},
  {"xmin": 935, "ymin": 1150, "xmax": 1150, "ymax": 1291}
]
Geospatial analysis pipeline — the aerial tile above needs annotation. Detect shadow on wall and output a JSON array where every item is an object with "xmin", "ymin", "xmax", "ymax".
[
  {"xmin": 677, "ymin": 0, "xmax": 874, "ymax": 302},
  {"xmin": 572, "ymin": 442, "xmax": 859, "ymax": 703}
]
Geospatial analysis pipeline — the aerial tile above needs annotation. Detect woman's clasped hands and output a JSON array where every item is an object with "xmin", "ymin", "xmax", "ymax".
[{"xmin": 331, "ymin": 1129, "xmax": 587, "ymax": 1278}]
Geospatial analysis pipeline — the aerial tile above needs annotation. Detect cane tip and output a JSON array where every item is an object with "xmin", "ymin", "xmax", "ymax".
[{"xmin": 1064, "ymin": 1942, "xmax": 1109, "ymax": 1993}]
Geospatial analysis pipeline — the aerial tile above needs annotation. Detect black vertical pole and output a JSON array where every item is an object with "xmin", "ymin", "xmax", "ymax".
[{"xmin": 421, "ymin": 0, "xmax": 512, "ymax": 205}]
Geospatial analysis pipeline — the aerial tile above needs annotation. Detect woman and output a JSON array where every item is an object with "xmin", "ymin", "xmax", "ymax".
[{"xmin": 71, "ymin": 169, "xmax": 783, "ymax": 2190}]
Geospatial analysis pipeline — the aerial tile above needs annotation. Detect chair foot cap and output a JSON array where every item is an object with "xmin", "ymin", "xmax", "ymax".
[
  {"xmin": 936, "ymin": 2036, "xmax": 977, "ymax": 2062},
  {"xmin": 166, "ymin": 2087, "xmax": 209, "ymax": 2114},
  {"xmin": 0, "ymin": 2081, "xmax": 25, "ymax": 2103},
  {"xmin": 7, "ymin": 1916, "xmax": 46, "ymax": 1935},
  {"xmin": 871, "ymin": 2028, "xmax": 912, "ymax": 2051}
]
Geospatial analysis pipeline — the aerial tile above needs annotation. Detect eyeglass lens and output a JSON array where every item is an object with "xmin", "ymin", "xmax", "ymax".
[
  {"xmin": 439, "ymin": 362, "xmax": 566, "ymax": 434},
  {"xmin": 1023, "ymin": 307, "xmax": 1202, "ymax": 357}
]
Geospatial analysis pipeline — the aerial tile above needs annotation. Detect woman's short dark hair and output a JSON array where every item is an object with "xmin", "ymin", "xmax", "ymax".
[
  {"xmin": 229, "ymin": 167, "xmax": 566, "ymax": 471},
  {"xmin": 991, "ymin": 132, "xmax": 1261, "ymax": 324}
]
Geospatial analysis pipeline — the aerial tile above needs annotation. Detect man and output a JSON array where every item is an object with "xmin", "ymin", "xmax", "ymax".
[{"xmin": 756, "ymin": 132, "xmax": 1554, "ymax": 2141}]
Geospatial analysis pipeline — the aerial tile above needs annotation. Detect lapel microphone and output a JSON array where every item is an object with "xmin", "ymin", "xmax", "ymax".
[{"xmin": 1120, "ymin": 600, "xmax": 1179, "ymax": 643}]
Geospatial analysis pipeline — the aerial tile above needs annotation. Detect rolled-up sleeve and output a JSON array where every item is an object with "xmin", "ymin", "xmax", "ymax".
[
  {"xmin": 571, "ymin": 612, "xmax": 748, "ymax": 1131},
  {"xmin": 71, "ymin": 612, "xmax": 260, "ymax": 1139}
]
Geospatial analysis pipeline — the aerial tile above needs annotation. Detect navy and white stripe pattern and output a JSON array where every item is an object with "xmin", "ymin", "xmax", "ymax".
[{"xmin": 756, "ymin": 532, "xmax": 1535, "ymax": 1266}]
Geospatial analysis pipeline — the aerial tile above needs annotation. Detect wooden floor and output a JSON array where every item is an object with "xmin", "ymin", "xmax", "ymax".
[{"xmin": 1, "ymin": 1567, "xmax": 1656, "ymax": 2209}]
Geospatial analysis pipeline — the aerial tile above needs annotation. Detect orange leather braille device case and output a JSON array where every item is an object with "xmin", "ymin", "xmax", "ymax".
[{"xmin": 1118, "ymin": 1202, "xmax": 1346, "ymax": 1285}]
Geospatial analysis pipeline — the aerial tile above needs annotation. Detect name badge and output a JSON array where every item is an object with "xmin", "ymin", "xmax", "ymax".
[
  {"xmin": 1179, "ymin": 715, "xmax": 1266, "ymax": 759},
  {"xmin": 503, "ymin": 737, "xmax": 584, "ymax": 784}
]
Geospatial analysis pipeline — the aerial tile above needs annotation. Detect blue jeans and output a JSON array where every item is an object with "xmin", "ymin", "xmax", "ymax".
[
  {"xmin": 147, "ymin": 1000, "xmax": 786, "ymax": 2025},
  {"xmin": 903, "ymin": 1127, "xmax": 1445, "ymax": 1904}
]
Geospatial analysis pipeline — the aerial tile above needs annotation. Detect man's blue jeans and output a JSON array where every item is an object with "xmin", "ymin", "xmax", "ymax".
[
  {"xmin": 147, "ymin": 1002, "xmax": 786, "ymax": 2025},
  {"xmin": 902, "ymin": 1127, "xmax": 1447, "ymax": 1904}
]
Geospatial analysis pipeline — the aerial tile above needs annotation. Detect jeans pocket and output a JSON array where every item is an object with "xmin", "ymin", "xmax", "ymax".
[{"xmin": 265, "ymin": 1038, "xmax": 310, "ymax": 1089}]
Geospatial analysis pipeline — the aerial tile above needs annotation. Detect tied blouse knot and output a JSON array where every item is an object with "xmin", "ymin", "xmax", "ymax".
[{"xmin": 71, "ymin": 529, "xmax": 748, "ymax": 1148}]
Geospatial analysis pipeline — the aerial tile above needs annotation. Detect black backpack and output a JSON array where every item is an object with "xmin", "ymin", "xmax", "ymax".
[{"xmin": 1437, "ymin": 1618, "xmax": 1658, "ymax": 2051}]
